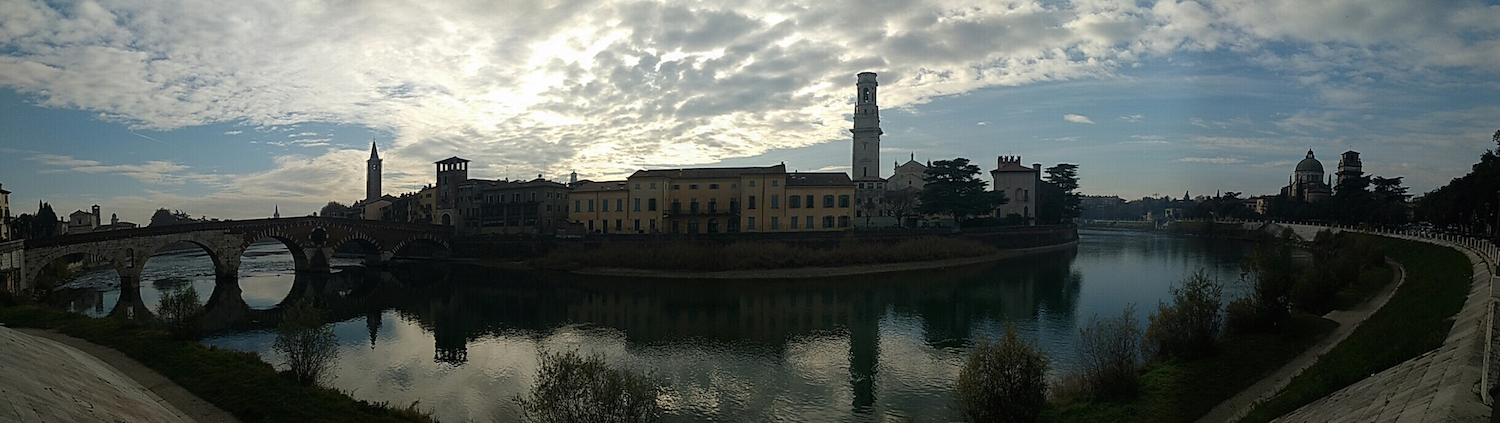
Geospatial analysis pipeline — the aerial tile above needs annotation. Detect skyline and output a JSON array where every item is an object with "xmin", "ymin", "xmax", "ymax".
[{"xmin": 1, "ymin": 0, "xmax": 1497, "ymax": 223}]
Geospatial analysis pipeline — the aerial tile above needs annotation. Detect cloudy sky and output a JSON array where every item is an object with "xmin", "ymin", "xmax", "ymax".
[{"xmin": 1, "ymin": 0, "xmax": 1497, "ymax": 222}]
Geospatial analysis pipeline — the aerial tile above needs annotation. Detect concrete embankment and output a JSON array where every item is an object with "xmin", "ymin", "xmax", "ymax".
[{"xmin": 0, "ymin": 325, "xmax": 201, "ymax": 422}]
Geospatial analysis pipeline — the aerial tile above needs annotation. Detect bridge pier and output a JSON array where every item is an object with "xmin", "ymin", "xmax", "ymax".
[
  {"xmin": 108, "ymin": 280, "xmax": 153, "ymax": 322},
  {"xmin": 305, "ymin": 246, "xmax": 335, "ymax": 273},
  {"xmin": 203, "ymin": 281, "xmax": 251, "ymax": 331}
]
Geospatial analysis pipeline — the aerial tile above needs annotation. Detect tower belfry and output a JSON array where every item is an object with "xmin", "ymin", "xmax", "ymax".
[{"xmin": 367, "ymin": 141, "xmax": 382, "ymax": 202}]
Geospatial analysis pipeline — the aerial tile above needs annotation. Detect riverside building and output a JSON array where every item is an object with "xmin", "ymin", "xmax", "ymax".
[{"xmin": 568, "ymin": 164, "xmax": 856, "ymax": 234}]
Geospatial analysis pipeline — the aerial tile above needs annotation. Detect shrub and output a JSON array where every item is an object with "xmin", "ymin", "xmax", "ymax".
[
  {"xmin": 156, "ymin": 284, "xmax": 204, "ymax": 340},
  {"xmin": 1289, "ymin": 268, "xmax": 1339, "ymax": 314},
  {"xmin": 1074, "ymin": 305, "xmax": 1142, "ymax": 401},
  {"xmin": 955, "ymin": 325, "xmax": 1050, "ymax": 423},
  {"xmin": 515, "ymin": 350, "xmax": 664, "ymax": 423},
  {"xmin": 273, "ymin": 298, "xmax": 340, "ymax": 387},
  {"xmin": 1144, "ymin": 270, "xmax": 1223, "ymax": 362},
  {"xmin": 1225, "ymin": 296, "xmax": 1261, "ymax": 336},
  {"xmin": 1236, "ymin": 245, "xmax": 1296, "ymax": 333}
]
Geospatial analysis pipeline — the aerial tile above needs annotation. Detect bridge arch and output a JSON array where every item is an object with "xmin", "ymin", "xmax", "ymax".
[
  {"xmin": 244, "ymin": 233, "xmax": 312, "ymax": 273},
  {"xmin": 329, "ymin": 232, "xmax": 385, "ymax": 254},
  {"xmin": 27, "ymin": 249, "xmax": 127, "ymax": 292},
  {"xmin": 392, "ymin": 235, "xmax": 451, "ymax": 259}
]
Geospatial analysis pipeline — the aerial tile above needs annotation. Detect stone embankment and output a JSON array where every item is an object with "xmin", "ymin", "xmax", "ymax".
[
  {"xmin": 573, "ymin": 241, "xmax": 1078, "ymax": 279},
  {"xmin": 0, "ymin": 325, "xmax": 236, "ymax": 423}
]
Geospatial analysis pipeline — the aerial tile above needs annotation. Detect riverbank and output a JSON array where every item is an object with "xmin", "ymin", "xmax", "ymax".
[
  {"xmin": 0, "ymin": 325, "xmax": 208, "ymax": 422},
  {"xmin": 572, "ymin": 241, "xmax": 1078, "ymax": 279},
  {"xmin": 0, "ymin": 305, "xmax": 436, "ymax": 423}
]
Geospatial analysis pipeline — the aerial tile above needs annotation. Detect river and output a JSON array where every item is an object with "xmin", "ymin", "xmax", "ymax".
[{"xmin": 51, "ymin": 230, "xmax": 1269, "ymax": 422}]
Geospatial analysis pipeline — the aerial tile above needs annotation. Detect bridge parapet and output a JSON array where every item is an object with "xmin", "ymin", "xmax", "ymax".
[{"xmin": 8, "ymin": 218, "xmax": 452, "ymax": 296}]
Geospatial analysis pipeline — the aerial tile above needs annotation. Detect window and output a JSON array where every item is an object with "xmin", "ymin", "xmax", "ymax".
[
  {"xmin": 671, "ymin": 199, "xmax": 682, "ymax": 214},
  {"xmin": 839, "ymin": 195, "xmax": 850, "ymax": 208},
  {"xmin": 615, "ymin": 219, "xmax": 622, "ymax": 231},
  {"xmin": 615, "ymin": 198, "xmax": 623, "ymax": 212},
  {"xmin": 771, "ymin": 180, "xmax": 779, "ymax": 186},
  {"xmin": 708, "ymin": 198, "xmax": 718, "ymax": 213},
  {"xmin": 748, "ymin": 180, "xmax": 756, "ymax": 187},
  {"xmin": 530, "ymin": 192, "xmax": 536, "ymax": 201},
  {"xmin": 747, "ymin": 217, "xmax": 756, "ymax": 230},
  {"xmin": 1025, "ymin": 189, "xmax": 1031, "ymax": 202},
  {"xmin": 688, "ymin": 219, "xmax": 700, "ymax": 234},
  {"xmin": 748, "ymin": 195, "xmax": 757, "ymax": 209},
  {"xmin": 672, "ymin": 184, "xmax": 680, "ymax": 190},
  {"xmin": 839, "ymin": 216, "xmax": 850, "ymax": 228},
  {"xmin": 790, "ymin": 216, "xmax": 799, "ymax": 229},
  {"xmin": 690, "ymin": 199, "xmax": 700, "ymax": 214},
  {"xmin": 823, "ymin": 195, "xmax": 835, "ymax": 208},
  {"xmin": 650, "ymin": 219, "xmax": 656, "ymax": 229},
  {"xmin": 634, "ymin": 183, "xmax": 640, "ymax": 189},
  {"xmin": 650, "ymin": 182, "xmax": 657, "ymax": 189},
  {"xmin": 790, "ymin": 195, "xmax": 801, "ymax": 208},
  {"xmin": 770, "ymin": 217, "xmax": 779, "ymax": 229},
  {"xmin": 771, "ymin": 195, "xmax": 780, "ymax": 209},
  {"xmin": 731, "ymin": 183, "xmax": 737, "ymax": 188},
  {"xmin": 601, "ymin": 200, "xmax": 608, "ymax": 212},
  {"xmin": 587, "ymin": 199, "xmax": 594, "ymax": 212},
  {"xmin": 710, "ymin": 183, "xmax": 719, "ymax": 189},
  {"xmin": 648, "ymin": 198, "xmax": 657, "ymax": 211},
  {"xmin": 807, "ymin": 215, "xmax": 814, "ymax": 228},
  {"xmin": 823, "ymin": 216, "xmax": 835, "ymax": 228},
  {"xmin": 806, "ymin": 195, "xmax": 815, "ymax": 208},
  {"xmin": 513, "ymin": 193, "xmax": 520, "ymax": 202},
  {"xmin": 634, "ymin": 219, "xmax": 641, "ymax": 231},
  {"xmin": 690, "ymin": 184, "xmax": 698, "ymax": 190},
  {"xmin": 634, "ymin": 198, "xmax": 641, "ymax": 211}
]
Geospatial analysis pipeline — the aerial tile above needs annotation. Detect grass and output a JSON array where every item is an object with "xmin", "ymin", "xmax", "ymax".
[
  {"xmin": 1237, "ymin": 235, "xmax": 1471, "ymax": 423},
  {"xmin": 531, "ymin": 236, "xmax": 999, "ymax": 271},
  {"xmin": 1044, "ymin": 313, "xmax": 1337, "ymax": 423},
  {"xmin": 0, "ymin": 305, "xmax": 435, "ymax": 423}
]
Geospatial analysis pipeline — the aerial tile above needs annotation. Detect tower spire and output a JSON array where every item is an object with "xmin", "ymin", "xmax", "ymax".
[
  {"xmin": 367, "ymin": 140, "xmax": 383, "ymax": 202},
  {"xmin": 274, "ymin": 204, "xmax": 280, "ymax": 219}
]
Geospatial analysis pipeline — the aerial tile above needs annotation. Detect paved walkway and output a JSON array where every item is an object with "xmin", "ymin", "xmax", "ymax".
[
  {"xmin": 1270, "ymin": 234, "xmax": 1494, "ymax": 422},
  {"xmin": 1196, "ymin": 259, "xmax": 1407, "ymax": 423}
]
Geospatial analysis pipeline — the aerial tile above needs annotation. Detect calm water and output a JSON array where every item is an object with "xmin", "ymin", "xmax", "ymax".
[{"xmin": 56, "ymin": 230, "xmax": 1261, "ymax": 422}]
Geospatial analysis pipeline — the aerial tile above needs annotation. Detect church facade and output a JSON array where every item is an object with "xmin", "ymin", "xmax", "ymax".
[{"xmin": 1280, "ymin": 149, "xmax": 1334, "ymax": 202}]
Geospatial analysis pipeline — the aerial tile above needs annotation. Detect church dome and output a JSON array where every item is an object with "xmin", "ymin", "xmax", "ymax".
[{"xmin": 1295, "ymin": 150, "xmax": 1323, "ymax": 173}]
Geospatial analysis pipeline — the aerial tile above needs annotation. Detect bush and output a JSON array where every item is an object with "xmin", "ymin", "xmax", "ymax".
[
  {"xmin": 1235, "ymin": 245, "xmax": 1296, "ymax": 333},
  {"xmin": 273, "ymin": 298, "xmax": 340, "ymax": 387},
  {"xmin": 1289, "ymin": 268, "xmax": 1338, "ymax": 315},
  {"xmin": 955, "ymin": 325, "xmax": 1050, "ymax": 423},
  {"xmin": 156, "ymin": 284, "xmax": 204, "ymax": 339},
  {"xmin": 1074, "ymin": 305, "xmax": 1142, "ymax": 401},
  {"xmin": 515, "ymin": 350, "xmax": 664, "ymax": 423},
  {"xmin": 1144, "ymin": 270, "xmax": 1223, "ymax": 362},
  {"xmin": 1225, "ymin": 297, "xmax": 1260, "ymax": 336}
]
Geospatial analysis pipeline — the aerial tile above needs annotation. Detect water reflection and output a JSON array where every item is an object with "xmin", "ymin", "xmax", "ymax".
[{"xmin": 138, "ymin": 230, "xmax": 1247, "ymax": 422}]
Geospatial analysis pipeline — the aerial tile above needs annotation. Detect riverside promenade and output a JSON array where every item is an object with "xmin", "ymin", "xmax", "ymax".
[
  {"xmin": 0, "ymin": 325, "xmax": 194, "ymax": 422},
  {"xmin": 1212, "ymin": 222, "xmax": 1499, "ymax": 422}
]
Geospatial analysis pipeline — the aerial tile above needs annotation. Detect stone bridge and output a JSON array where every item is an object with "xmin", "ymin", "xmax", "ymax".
[{"xmin": 0, "ymin": 217, "xmax": 451, "ymax": 295}]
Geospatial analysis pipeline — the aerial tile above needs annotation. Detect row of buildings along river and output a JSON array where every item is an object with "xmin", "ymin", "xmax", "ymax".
[{"xmin": 343, "ymin": 72, "xmax": 1047, "ymax": 236}]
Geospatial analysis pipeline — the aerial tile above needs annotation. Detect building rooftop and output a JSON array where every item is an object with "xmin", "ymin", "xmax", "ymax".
[
  {"xmin": 629, "ymin": 164, "xmax": 786, "ymax": 179},
  {"xmin": 787, "ymin": 172, "xmax": 854, "ymax": 187},
  {"xmin": 435, "ymin": 157, "xmax": 470, "ymax": 164},
  {"xmin": 571, "ymin": 181, "xmax": 629, "ymax": 193}
]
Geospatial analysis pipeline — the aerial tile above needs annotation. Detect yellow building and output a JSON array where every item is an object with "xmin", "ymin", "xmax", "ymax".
[{"xmin": 568, "ymin": 164, "xmax": 856, "ymax": 234}]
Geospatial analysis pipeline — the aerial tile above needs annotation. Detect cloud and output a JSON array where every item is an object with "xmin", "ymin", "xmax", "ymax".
[
  {"xmin": 1176, "ymin": 157, "xmax": 1244, "ymax": 164},
  {"xmin": 0, "ymin": 0, "xmax": 1496, "ymax": 217},
  {"xmin": 26, "ymin": 153, "xmax": 205, "ymax": 184},
  {"xmin": 223, "ymin": 130, "xmax": 242, "ymax": 135},
  {"xmin": 976, "ymin": 121, "xmax": 987, "ymax": 126},
  {"xmin": 1063, "ymin": 114, "xmax": 1095, "ymax": 124}
]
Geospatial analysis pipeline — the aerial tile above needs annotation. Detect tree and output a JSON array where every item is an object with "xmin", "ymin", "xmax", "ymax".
[
  {"xmin": 1144, "ymin": 270, "xmax": 1223, "ymax": 362},
  {"xmin": 883, "ymin": 188, "xmax": 920, "ymax": 227},
  {"xmin": 156, "ymin": 284, "xmax": 204, "ymax": 339},
  {"xmin": 1038, "ymin": 164, "xmax": 1081, "ymax": 224},
  {"xmin": 1417, "ymin": 129, "xmax": 1500, "ymax": 237},
  {"xmin": 320, "ymin": 201, "xmax": 350, "ymax": 218},
  {"xmin": 955, "ymin": 325, "xmax": 1050, "ymax": 423},
  {"xmin": 515, "ymin": 350, "xmax": 664, "ymax": 423},
  {"xmin": 919, "ymin": 158, "xmax": 1007, "ymax": 229},
  {"xmin": 273, "ymin": 298, "xmax": 340, "ymax": 386}
]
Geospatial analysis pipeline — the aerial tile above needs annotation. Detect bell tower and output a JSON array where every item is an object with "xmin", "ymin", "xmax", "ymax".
[
  {"xmin": 851, "ymin": 72, "xmax": 883, "ymax": 181},
  {"xmin": 367, "ymin": 141, "xmax": 382, "ymax": 203}
]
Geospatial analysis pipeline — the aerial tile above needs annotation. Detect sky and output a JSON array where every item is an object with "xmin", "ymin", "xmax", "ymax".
[{"xmin": 1, "ymin": 0, "xmax": 1498, "ymax": 223}]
